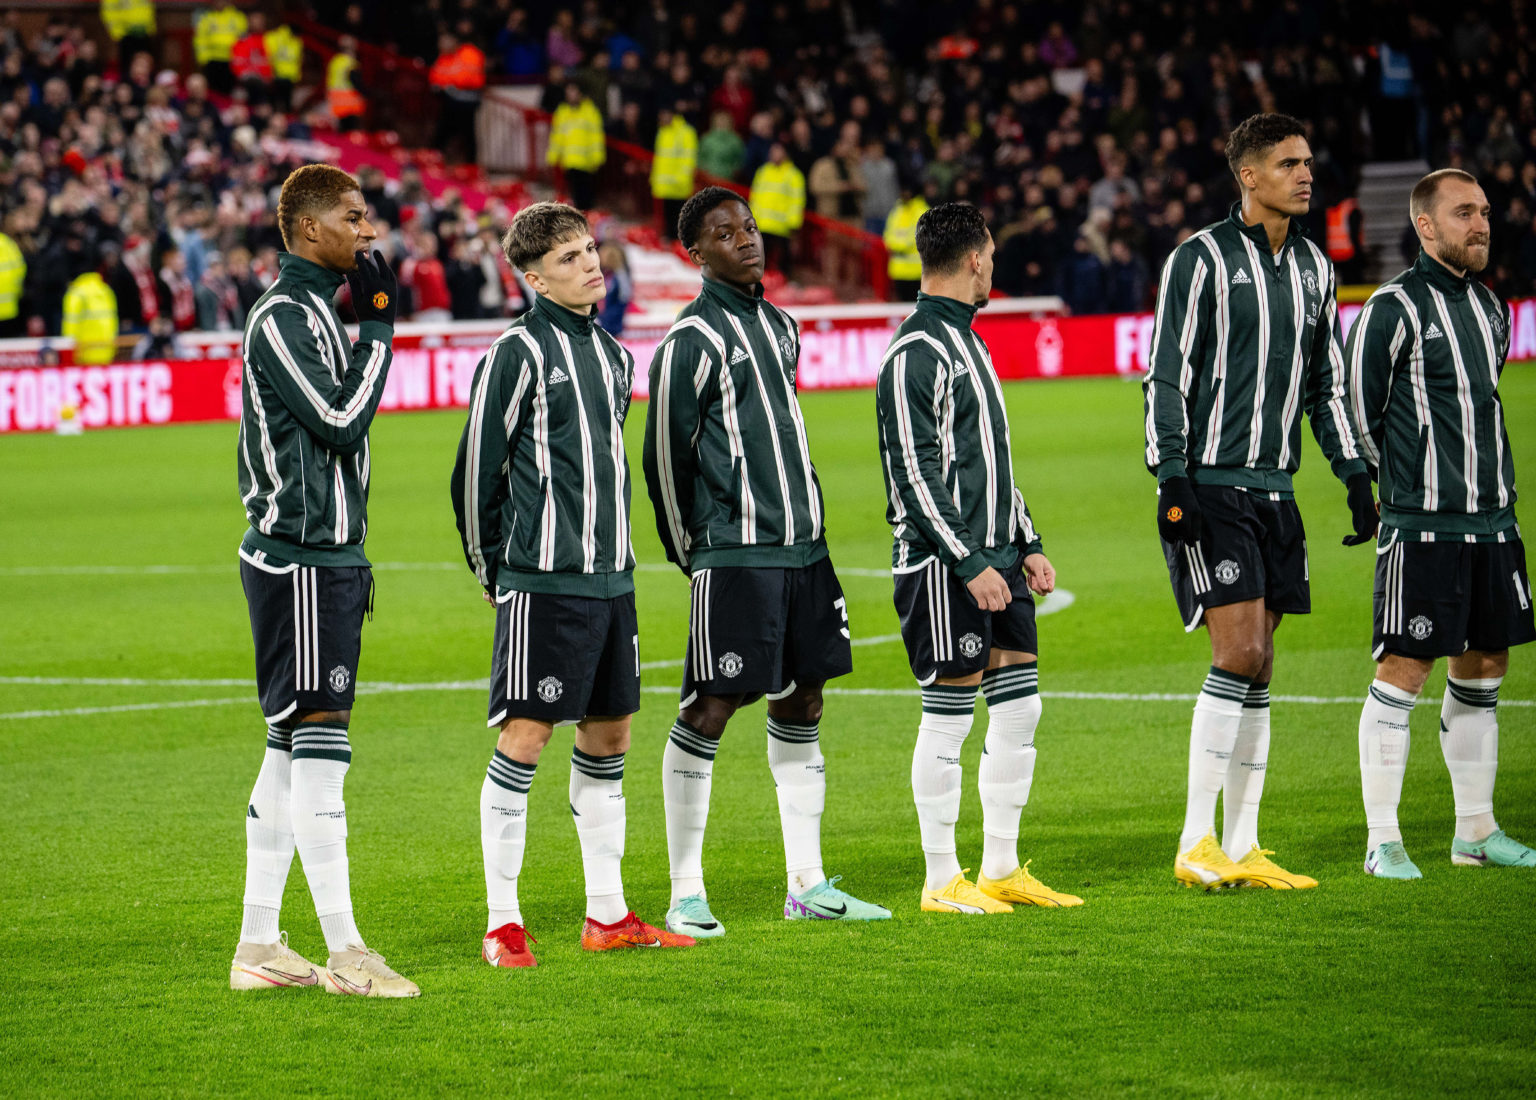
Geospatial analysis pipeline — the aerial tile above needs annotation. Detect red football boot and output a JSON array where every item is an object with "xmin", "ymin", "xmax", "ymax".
[
  {"xmin": 482, "ymin": 922, "xmax": 538, "ymax": 968},
  {"xmin": 580, "ymin": 911, "xmax": 696, "ymax": 951}
]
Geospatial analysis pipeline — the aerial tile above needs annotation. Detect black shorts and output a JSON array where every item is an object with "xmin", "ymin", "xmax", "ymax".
[
  {"xmin": 1162, "ymin": 484, "xmax": 1309, "ymax": 632},
  {"xmin": 1373, "ymin": 529, "xmax": 1535, "ymax": 659},
  {"xmin": 240, "ymin": 553, "xmax": 372, "ymax": 724},
  {"xmin": 680, "ymin": 556, "xmax": 853, "ymax": 705},
  {"xmin": 489, "ymin": 589, "xmax": 640, "ymax": 725},
  {"xmin": 894, "ymin": 555, "xmax": 1038, "ymax": 685}
]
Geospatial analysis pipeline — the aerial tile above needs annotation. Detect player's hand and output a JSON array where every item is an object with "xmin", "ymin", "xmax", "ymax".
[
  {"xmin": 482, "ymin": 590, "xmax": 495, "ymax": 605},
  {"xmin": 1022, "ymin": 552, "xmax": 1055, "ymax": 595},
  {"xmin": 1156, "ymin": 476, "xmax": 1202, "ymax": 544},
  {"xmin": 966, "ymin": 566, "xmax": 1012, "ymax": 612},
  {"xmin": 347, "ymin": 249, "xmax": 398, "ymax": 328},
  {"xmin": 1342, "ymin": 471, "xmax": 1378, "ymax": 547}
]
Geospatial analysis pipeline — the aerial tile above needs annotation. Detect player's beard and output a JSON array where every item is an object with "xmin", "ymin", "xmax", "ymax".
[{"xmin": 1438, "ymin": 233, "xmax": 1490, "ymax": 274}]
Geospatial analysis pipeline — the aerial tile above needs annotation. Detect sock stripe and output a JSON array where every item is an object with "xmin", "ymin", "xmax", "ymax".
[
  {"xmin": 983, "ymin": 663, "xmax": 1040, "ymax": 704},
  {"xmin": 290, "ymin": 725, "xmax": 351, "ymax": 762},
  {"xmin": 487, "ymin": 750, "xmax": 536, "ymax": 792},
  {"xmin": 921, "ymin": 684, "xmax": 978, "ymax": 715},
  {"xmin": 1244, "ymin": 681, "xmax": 1271, "ymax": 710},
  {"xmin": 265, "ymin": 725, "xmax": 292, "ymax": 752},
  {"xmin": 1370, "ymin": 684, "xmax": 1416, "ymax": 711},
  {"xmin": 1201, "ymin": 666, "xmax": 1253, "ymax": 705},
  {"xmin": 1447, "ymin": 679, "xmax": 1500, "ymax": 708},
  {"xmin": 669, "ymin": 719, "xmax": 719, "ymax": 761},
  {"xmin": 571, "ymin": 747, "xmax": 625, "ymax": 780},
  {"xmin": 767, "ymin": 717, "xmax": 820, "ymax": 743}
]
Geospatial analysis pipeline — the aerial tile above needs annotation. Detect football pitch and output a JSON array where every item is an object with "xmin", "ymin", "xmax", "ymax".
[{"xmin": 2, "ymin": 371, "xmax": 1533, "ymax": 1098}]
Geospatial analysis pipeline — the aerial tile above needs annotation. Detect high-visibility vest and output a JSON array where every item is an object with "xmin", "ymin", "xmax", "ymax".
[
  {"xmin": 546, "ymin": 99, "xmax": 606, "ymax": 172},
  {"xmin": 62, "ymin": 273, "xmax": 119, "ymax": 365},
  {"xmin": 327, "ymin": 53, "xmax": 365, "ymax": 119},
  {"xmin": 749, "ymin": 161, "xmax": 806, "ymax": 236},
  {"xmin": 428, "ymin": 44, "xmax": 486, "ymax": 93},
  {"xmin": 883, "ymin": 196, "xmax": 928, "ymax": 280},
  {"xmin": 193, "ymin": 7, "xmax": 248, "ymax": 64},
  {"xmin": 231, "ymin": 33, "xmax": 273, "ymax": 82},
  {"xmin": 265, "ymin": 26, "xmax": 303, "ymax": 82},
  {"xmin": 100, "ymin": 0, "xmax": 156, "ymax": 41},
  {"xmin": 650, "ymin": 116, "xmax": 698, "ymax": 200},
  {"xmin": 0, "ymin": 233, "xmax": 24, "ymax": 321},
  {"xmin": 1326, "ymin": 198, "xmax": 1359, "ymax": 262}
]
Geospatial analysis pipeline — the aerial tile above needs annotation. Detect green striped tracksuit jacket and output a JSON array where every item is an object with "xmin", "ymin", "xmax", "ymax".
[
  {"xmin": 451, "ymin": 293, "xmax": 636, "ymax": 598},
  {"xmin": 875, "ymin": 292, "xmax": 1043, "ymax": 581},
  {"xmin": 1344, "ymin": 251, "xmax": 1517, "ymax": 540},
  {"xmin": 642, "ymin": 276, "xmax": 828, "ymax": 573},
  {"xmin": 1143, "ymin": 203, "xmax": 1366, "ymax": 494},
  {"xmin": 237, "ymin": 252, "xmax": 393, "ymax": 567}
]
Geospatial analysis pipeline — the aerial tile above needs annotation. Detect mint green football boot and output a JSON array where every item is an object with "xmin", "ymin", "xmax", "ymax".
[
  {"xmin": 1451, "ymin": 830, "xmax": 1536, "ymax": 867},
  {"xmin": 1364, "ymin": 840, "xmax": 1423, "ymax": 880},
  {"xmin": 665, "ymin": 893, "xmax": 725, "ymax": 939},
  {"xmin": 784, "ymin": 875, "xmax": 892, "ymax": 921}
]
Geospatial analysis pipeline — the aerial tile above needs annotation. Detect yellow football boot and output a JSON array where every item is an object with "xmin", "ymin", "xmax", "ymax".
[
  {"xmin": 1234, "ymin": 846, "xmax": 1318, "ymax": 889},
  {"xmin": 1175, "ymin": 833, "xmax": 1247, "ymax": 890},
  {"xmin": 977, "ymin": 860, "xmax": 1084, "ymax": 907},
  {"xmin": 921, "ymin": 871, "xmax": 1014, "ymax": 914}
]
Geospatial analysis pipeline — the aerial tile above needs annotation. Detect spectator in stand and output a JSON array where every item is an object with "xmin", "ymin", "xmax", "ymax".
[
  {"xmin": 597, "ymin": 240, "xmax": 631, "ymax": 334},
  {"xmin": 156, "ymin": 244, "xmax": 196, "ymax": 333},
  {"xmin": 749, "ymin": 141, "xmax": 805, "ymax": 277},
  {"xmin": 1057, "ymin": 232, "xmax": 1106, "ymax": 316},
  {"xmin": 861, "ymin": 138, "xmax": 899, "ymax": 235},
  {"xmin": 709, "ymin": 65, "xmax": 755, "ymax": 135},
  {"xmin": 742, "ymin": 111, "xmax": 776, "ymax": 182},
  {"xmin": 192, "ymin": 0, "xmax": 247, "ymax": 96},
  {"xmin": 120, "ymin": 235, "xmax": 160, "ymax": 333},
  {"xmin": 403, "ymin": 231, "xmax": 451, "ymax": 322},
  {"xmin": 495, "ymin": 9, "xmax": 544, "ymax": 79},
  {"xmin": 809, "ymin": 123, "xmax": 866, "ymax": 222},
  {"xmin": 429, "ymin": 27, "xmax": 487, "ymax": 165},
  {"xmin": 231, "ymin": 12, "xmax": 273, "ymax": 107},
  {"xmin": 1104, "ymin": 237, "xmax": 1149, "ymax": 312},
  {"xmin": 264, "ymin": 14, "xmax": 303, "ymax": 113},
  {"xmin": 698, "ymin": 110, "xmax": 745, "ymax": 183},
  {"xmin": 326, "ymin": 36, "xmax": 367, "ymax": 132},
  {"xmin": 883, "ymin": 181, "xmax": 927, "ymax": 301},
  {"xmin": 62, "ymin": 249, "xmax": 119, "ymax": 365},
  {"xmin": 546, "ymin": 9, "xmax": 584, "ymax": 70},
  {"xmin": 133, "ymin": 315, "xmax": 188, "ymax": 361},
  {"xmin": 444, "ymin": 236, "xmax": 486, "ymax": 320},
  {"xmin": 101, "ymin": 238, "xmax": 143, "ymax": 333},
  {"xmin": 1039, "ymin": 21, "xmax": 1078, "ymax": 69},
  {"xmin": 651, "ymin": 103, "xmax": 697, "ymax": 242},
  {"xmin": 547, "ymin": 81, "xmax": 606, "ymax": 211},
  {"xmin": 195, "ymin": 250, "xmax": 242, "ymax": 331},
  {"xmin": 100, "ymin": 0, "xmax": 156, "ymax": 76},
  {"xmin": 226, "ymin": 246, "xmax": 267, "ymax": 317}
]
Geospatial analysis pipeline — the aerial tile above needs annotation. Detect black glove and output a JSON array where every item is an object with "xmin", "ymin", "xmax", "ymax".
[
  {"xmin": 347, "ymin": 249, "xmax": 397, "ymax": 328},
  {"xmin": 1157, "ymin": 476, "xmax": 1203, "ymax": 544},
  {"xmin": 1342, "ymin": 471, "xmax": 1378, "ymax": 546}
]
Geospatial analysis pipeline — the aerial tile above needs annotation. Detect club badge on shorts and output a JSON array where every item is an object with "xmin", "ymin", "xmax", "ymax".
[
  {"xmin": 717, "ymin": 652, "xmax": 743, "ymax": 678},
  {"xmin": 958, "ymin": 633, "xmax": 983, "ymax": 658},
  {"xmin": 1408, "ymin": 615, "xmax": 1433, "ymax": 641},
  {"xmin": 329, "ymin": 665, "xmax": 350, "ymax": 692},
  {"xmin": 1215, "ymin": 560, "xmax": 1241, "ymax": 585},
  {"xmin": 537, "ymin": 676, "xmax": 563, "ymax": 703}
]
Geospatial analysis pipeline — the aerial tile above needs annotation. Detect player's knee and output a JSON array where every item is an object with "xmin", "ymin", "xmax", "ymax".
[
  {"xmin": 681, "ymin": 698, "xmax": 735, "ymax": 739},
  {"xmin": 1217, "ymin": 641, "xmax": 1266, "ymax": 680},
  {"xmin": 770, "ymin": 689, "xmax": 823, "ymax": 725},
  {"xmin": 1377, "ymin": 653, "xmax": 1434, "ymax": 695}
]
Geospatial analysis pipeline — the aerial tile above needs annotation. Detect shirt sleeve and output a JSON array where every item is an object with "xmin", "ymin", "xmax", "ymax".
[
  {"xmin": 451, "ymin": 340, "xmax": 534, "ymax": 590},
  {"xmin": 1342, "ymin": 292, "xmax": 1410, "ymax": 476},
  {"xmin": 642, "ymin": 329, "xmax": 712, "ymax": 573},
  {"xmin": 876, "ymin": 336, "xmax": 986, "ymax": 580},
  {"xmin": 246, "ymin": 304, "xmax": 391, "ymax": 455},
  {"xmin": 1304, "ymin": 263, "xmax": 1368, "ymax": 483},
  {"xmin": 1011, "ymin": 485, "xmax": 1044, "ymax": 557},
  {"xmin": 1142, "ymin": 242, "xmax": 1211, "ymax": 481}
]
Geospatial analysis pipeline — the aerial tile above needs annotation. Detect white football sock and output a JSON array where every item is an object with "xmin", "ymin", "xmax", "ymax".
[
  {"xmin": 1222, "ymin": 681, "xmax": 1270, "ymax": 859},
  {"xmin": 1179, "ymin": 667, "xmax": 1251, "ymax": 854},
  {"xmin": 767, "ymin": 716, "xmax": 826, "ymax": 894},
  {"xmin": 1441, "ymin": 677, "xmax": 1501, "ymax": 843},
  {"xmin": 571, "ymin": 748, "xmax": 628, "ymax": 924},
  {"xmin": 912, "ymin": 683, "xmax": 976, "ymax": 890},
  {"xmin": 1359, "ymin": 679, "xmax": 1416, "ymax": 851},
  {"xmin": 663, "ymin": 719, "xmax": 716, "ymax": 906},
  {"xmin": 240, "ymin": 726, "xmax": 295, "ymax": 945},
  {"xmin": 290, "ymin": 722, "xmax": 362, "ymax": 953},
  {"xmin": 483, "ymin": 750, "xmax": 535, "ymax": 932},
  {"xmin": 977, "ymin": 663, "xmax": 1040, "ymax": 880}
]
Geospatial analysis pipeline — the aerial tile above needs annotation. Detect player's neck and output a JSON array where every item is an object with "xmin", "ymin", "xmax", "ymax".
[
  {"xmin": 1238, "ymin": 196, "xmax": 1291, "ymax": 255},
  {"xmin": 1422, "ymin": 245, "xmax": 1465, "ymax": 279},
  {"xmin": 918, "ymin": 277, "xmax": 980, "ymax": 310}
]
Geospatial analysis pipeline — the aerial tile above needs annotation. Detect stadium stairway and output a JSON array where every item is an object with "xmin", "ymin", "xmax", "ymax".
[{"xmin": 1357, "ymin": 159, "xmax": 1431, "ymax": 281}]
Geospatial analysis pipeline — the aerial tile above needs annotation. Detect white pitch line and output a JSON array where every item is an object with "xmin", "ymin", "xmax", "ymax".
[{"xmin": 0, "ymin": 696, "xmax": 253, "ymax": 720}]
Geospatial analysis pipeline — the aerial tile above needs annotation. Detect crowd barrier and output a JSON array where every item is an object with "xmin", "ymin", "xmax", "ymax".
[{"xmin": 4, "ymin": 296, "xmax": 1534, "ymax": 435}]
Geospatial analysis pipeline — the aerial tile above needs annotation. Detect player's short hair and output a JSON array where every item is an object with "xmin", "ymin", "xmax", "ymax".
[
  {"xmin": 276, "ymin": 164, "xmax": 361, "ymax": 250},
  {"xmin": 1409, "ymin": 168, "xmax": 1480, "ymax": 221},
  {"xmin": 1225, "ymin": 113, "xmax": 1308, "ymax": 181},
  {"xmin": 677, "ymin": 186, "xmax": 749, "ymax": 249},
  {"xmin": 915, "ymin": 201, "xmax": 989, "ymax": 276},
  {"xmin": 501, "ymin": 201, "xmax": 591, "ymax": 271}
]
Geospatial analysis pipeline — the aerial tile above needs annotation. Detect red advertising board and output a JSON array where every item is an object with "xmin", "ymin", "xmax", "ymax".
[{"xmin": 2, "ymin": 298, "xmax": 1532, "ymax": 434}]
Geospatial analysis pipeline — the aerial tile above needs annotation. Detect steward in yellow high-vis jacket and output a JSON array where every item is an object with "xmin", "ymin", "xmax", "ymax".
[
  {"xmin": 546, "ymin": 83, "xmax": 606, "ymax": 210},
  {"xmin": 193, "ymin": 0, "xmax": 248, "ymax": 94},
  {"xmin": 883, "ymin": 191, "xmax": 928, "ymax": 299},
  {"xmin": 651, "ymin": 107, "xmax": 698, "ymax": 241},
  {"xmin": 63, "ymin": 269, "xmax": 120, "ymax": 365},
  {"xmin": 748, "ymin": 143, "xmax": 805, "ymax": 274}
]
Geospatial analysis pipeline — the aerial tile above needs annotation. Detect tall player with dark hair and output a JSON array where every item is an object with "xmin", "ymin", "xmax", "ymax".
[
  {"xmin": 643, "ymin": 187, "xmax": 890, "ymax": 937},
  {"xmin": 1345, "ymin": 168, "xmax": 1535, "ymax": 879},
  {"xmin": 1144, "ymin": 114, "xmax": 1374, "ymax": 891},
  {"xmin": 231, "ymin": 164, "xmax": 418, "ymax": 996},
  {"xmin": 876, "ymin": 202, "xmax": 1081, "ymax": 914}
]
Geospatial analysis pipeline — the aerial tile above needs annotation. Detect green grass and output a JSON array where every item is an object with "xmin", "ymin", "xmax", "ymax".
[{"xmin": 1, "ymin": 370, "xmax": 1533, "ymax": 1098}]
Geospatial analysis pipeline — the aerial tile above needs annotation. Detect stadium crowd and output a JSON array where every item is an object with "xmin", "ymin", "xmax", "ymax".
[{"xmin": 1, "ymin": 1, "xmax": 1534, "ymax": 349}]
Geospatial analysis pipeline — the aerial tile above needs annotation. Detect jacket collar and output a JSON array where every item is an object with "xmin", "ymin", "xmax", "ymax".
[
  {"xmin": 1228, "ymin": 201, "xmax": 1302, "ymax": 257},
  {"xmin": 915, "ymin": 291, "xmax": 979, "ymax": 326},
  {"xmin": 531, "ymin": 290, "xmax": 596, "ymax": 335},
  {"xmin": 277, "ymin": 251, "xmax": 346, "ymax": 295},
  {"xmin": 701, "ymin": 274, "xmax": 763, "ymax": 318},
  {"xmin": 1415, "ymin": 249, "xmax": 1474, "ymax": 296}
]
